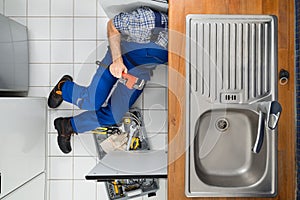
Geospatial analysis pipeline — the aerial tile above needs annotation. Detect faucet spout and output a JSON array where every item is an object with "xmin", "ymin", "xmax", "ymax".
[{"xmin": 252, "ymin": 101, "xmax": 282, "ymax": 154}]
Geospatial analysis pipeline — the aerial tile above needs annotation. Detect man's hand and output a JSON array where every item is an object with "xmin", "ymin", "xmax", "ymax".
[{"xmin": 109, "ymin": 59, "xmax": 128, "ymax": 78}]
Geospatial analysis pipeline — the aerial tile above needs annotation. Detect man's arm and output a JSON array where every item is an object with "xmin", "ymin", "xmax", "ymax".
[{"xmin": 107, "ymin": 19, "xmax": 127, "ymax": 78}]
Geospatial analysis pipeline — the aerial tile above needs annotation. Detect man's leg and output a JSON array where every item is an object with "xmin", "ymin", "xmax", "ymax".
[
  {"xmin": 61, "ymin": 50, "xmax": 118, "ymax": 111},
  {"xmin": 71, "ymin": 42, "xmax": 168, "ymax": 132},
  {"xmin": 54, "ymin": 74, "xmax": 143, "ymax": 154},
  {"xmin": 71, "ymin": 84, "xmax": 143, "ymax": 133},
  {"xmin": 54, "ymin": 42, "xmax": 167, "ymax": 153}
]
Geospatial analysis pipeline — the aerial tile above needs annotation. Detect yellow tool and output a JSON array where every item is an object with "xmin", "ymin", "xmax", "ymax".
[
  {"xmin": 130, "ymin": 137, "xmax": 140, "ymax": 150},
  {"xmin": 113, "ymin": 181, "xmax": 119, "ymax": 195},
  {"xmin": 92, "ymin": 127, "xmax": 120, "ymax": 135},
  {"xmin": 92, "ymin": 127, "xmax": 108, "ymax": 134}
]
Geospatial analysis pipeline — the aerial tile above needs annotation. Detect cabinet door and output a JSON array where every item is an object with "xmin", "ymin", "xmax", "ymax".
[
  {"xmin": 1, "ymin": 173, "xmax": 46, "ymax": 200},
  {"xmin": 86, "ymin": 150, "xmax": 167, "ymax": 180},
  {"xmin": 0, "ymin": 98, "xmax": 46, "ymax": 199}
]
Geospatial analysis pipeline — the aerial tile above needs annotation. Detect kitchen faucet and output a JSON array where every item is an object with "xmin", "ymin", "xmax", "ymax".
[{"xmin": 252, "ymin": 101, "xmax": 282, "ymax": 154}]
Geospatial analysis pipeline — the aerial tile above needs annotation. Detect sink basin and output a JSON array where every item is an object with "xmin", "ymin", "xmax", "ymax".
[
  {"xmin": 194, "ymin": 109, "xmax": 265, "ymax": 187},
  {"xmin": 185, "ymin": 14, "xmax": 278, "ymax": 197}
]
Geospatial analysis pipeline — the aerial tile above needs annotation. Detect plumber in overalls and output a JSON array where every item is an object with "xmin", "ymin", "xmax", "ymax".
[{"xmin": 47, "ymin": 7, "xmax": 168, "ymax": 154}]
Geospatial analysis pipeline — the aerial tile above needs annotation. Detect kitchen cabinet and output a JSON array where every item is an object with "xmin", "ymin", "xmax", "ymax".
[
  {"xmin": 1, "ymin": 174, "xmax": 46, "ymax": 200},
  {"xmin": 0, "ymin": 98, "xmax": 47, "ymax": 200}
]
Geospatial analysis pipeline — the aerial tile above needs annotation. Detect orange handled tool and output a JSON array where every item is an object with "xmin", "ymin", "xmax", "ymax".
[
  {"xmin": 120, "ymin": 72, "xmax": 145, "ymax": 90},
  {"xmin": 96, "ymin": 60, "xmax": 145, "ymax": 90},
  {"xmin": 97, "ymin": 60, "xmax": 146, "ymax": 107}
]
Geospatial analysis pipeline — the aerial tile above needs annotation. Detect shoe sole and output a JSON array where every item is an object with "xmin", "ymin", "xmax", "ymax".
[{"xmin": 48, "ymin": 75, "xmax": 73, "ymax": 108}]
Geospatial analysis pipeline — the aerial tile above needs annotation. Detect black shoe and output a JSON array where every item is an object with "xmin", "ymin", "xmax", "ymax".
[
  {"xmin": 54, "ymin": 117, "xmax": 75, "ymax": 154},
  {"xmin": 48, "ymin": 75, "xmax": 73, "ymax": 108}
]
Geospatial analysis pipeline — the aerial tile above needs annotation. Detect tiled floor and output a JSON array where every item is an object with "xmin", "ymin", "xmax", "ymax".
[{"xmin": 0, "ymin": 0, "xmax": 168, "ymax": 200}]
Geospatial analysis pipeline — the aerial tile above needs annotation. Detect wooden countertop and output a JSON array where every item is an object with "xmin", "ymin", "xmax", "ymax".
[{"xmin": 167, "ymin": 0, "xmax": 295, "ymax": 199}]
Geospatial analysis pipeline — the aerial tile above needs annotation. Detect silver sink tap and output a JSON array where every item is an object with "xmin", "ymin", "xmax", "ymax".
[{"xmin": 252, "ymin": 101, "xmax": 282, "ymax": 154}]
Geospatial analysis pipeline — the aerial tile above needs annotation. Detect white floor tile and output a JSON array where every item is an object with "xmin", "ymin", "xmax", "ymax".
[
  {"xmin": 74, "ymin": 18, "xmax": 97, "ymax": 39},
  {"xmin": 51, "ymin": 0, "xmax": 73, "ymax": 16},
  {"xmin": 49, "ymin": 156, "xmax": 73, "ymax": 179},
  {"xmin": 27, "ymin": 18, "xmax": 50, "ymax": 40},
  {"xmin": 96, "ymin": 41, "xmax": 109, "ymax": 61},
  {"xmin": 49, "ymin": 180, "xmax": 73, "ymax": 200},
  {"xmin": 51, "ymin": 41, "xmax": 73, "ymax": 63},
  {"xmin": 74, "ymin": 41, "xmax": 97, "ymax": 63},
  {"xmin": 28, "ymin": 0, "xmax": 50, "ymax": 16},
  {"xmin": 5, "ymin": 0, "xmax": 26, "ymax": 16},
  {"xmin": 74, "ymin": 0, "xmax": 97, "ymax": 16},
  {"xmin": 74, "ymin": 157, "xmax": 97, "ymax": 179},
  {"xmin": 50, "ymin": 64, "xmax": 74, "ymax": 86},
  {"xmin": 74, "ymin": 180, "xmax": 97, "ymax": 200},
  {"xmin": 29, "ymin": 41, "xmax": 50, "ymax": 63},
  {"xmin": 73, "ymin": 133, "xmax": 98, "ymax": 157},
  {"xmin": 29, "ymin": 64, "xmax": 50, "ymax": 86},
  {"xmin": 51, "ymin": 18, "xmax": 73, "ymax": 40},
  {"xmin": 97, "ymin": 18, "xmax": 109, "ymax": 40},
  {"xmin": 97, "ymin": 2, "xmax": 107, "ymax": 17},
  {"xmin": 74, "ymin": 63, "xmax": 97, "ymax": 86}
]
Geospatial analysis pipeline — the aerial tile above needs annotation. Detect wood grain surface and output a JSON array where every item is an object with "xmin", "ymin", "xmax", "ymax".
[{"xmin": 168, "ymin": 0, "xmax": 295, "ymax": 199}]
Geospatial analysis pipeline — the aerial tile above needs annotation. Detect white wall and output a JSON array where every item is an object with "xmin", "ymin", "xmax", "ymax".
[{"xmin": 0, "ymin": 0, "xmax": 168, "ymax": 200}]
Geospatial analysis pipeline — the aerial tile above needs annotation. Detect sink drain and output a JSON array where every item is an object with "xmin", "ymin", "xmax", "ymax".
[{"xmin": 215, "ymin": 118, "xmax": 229, "ymax": 132}]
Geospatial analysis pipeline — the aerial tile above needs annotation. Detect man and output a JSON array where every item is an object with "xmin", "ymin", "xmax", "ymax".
[{"xmin": 47, "ymin": 7, "xmax": 168, "ymax": 154}]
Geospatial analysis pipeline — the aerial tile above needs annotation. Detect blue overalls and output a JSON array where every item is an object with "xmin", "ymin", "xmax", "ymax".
[{"xmin": 61, "ymin": 41, "xmax": 168, "ymax": 133}]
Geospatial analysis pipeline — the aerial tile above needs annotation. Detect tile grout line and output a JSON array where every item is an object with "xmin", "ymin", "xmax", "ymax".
[
  {"xmin": 48, "ymin": 0, "xmax": 52, "ymax": 199},
  {"xmin": 72, "ymin": 1, "xmax": 75, "ymax": 199},
  {"xmin": 48, "ymin": 0, "xmax": 51, "ymax": 94},
  {"xmin": 95, "ymin": 0, "xmax": 99, "ymax": 79}
]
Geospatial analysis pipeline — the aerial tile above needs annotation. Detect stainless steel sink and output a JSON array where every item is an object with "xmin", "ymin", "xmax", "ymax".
[
  {"xmin": 194, "ymin": 108, "xmax": 265, "ymax": 188},
  {"xmin": 185, "ymin": 15, "xmax": 279, "ymax": 197}
]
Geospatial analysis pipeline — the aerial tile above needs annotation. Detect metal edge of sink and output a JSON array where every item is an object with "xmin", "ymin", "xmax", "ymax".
[{"xmin": 185, "ymin": 14, "xmax": 278, "ymax": 197}]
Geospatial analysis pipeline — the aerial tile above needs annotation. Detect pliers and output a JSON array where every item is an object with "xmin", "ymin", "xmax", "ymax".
[{"xmin": 92, "ymin": 126, "xmax": 120, "ymax": 135}]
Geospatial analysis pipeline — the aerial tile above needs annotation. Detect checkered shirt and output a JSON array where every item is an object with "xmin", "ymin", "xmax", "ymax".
[{"xmin": 113, "ymin": 6, "xmax": 168, "ymax": 49}]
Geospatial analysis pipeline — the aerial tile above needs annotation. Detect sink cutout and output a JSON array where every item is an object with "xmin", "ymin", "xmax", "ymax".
[{"xmin": 194, "ymin": 109, "xmax": 266, "ymax": 187}]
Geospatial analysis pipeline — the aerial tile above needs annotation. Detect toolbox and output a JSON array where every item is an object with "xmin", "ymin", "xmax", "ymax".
[{"xmin": 86, "ymin": 109, "xmax": 167, "ymax": 199}]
